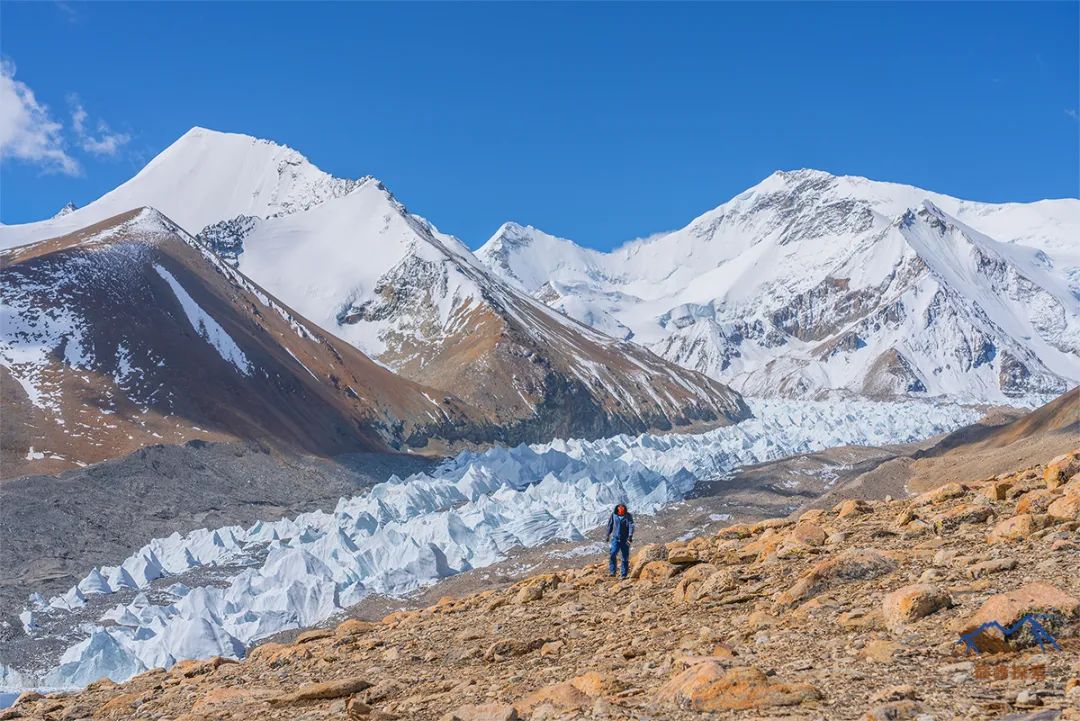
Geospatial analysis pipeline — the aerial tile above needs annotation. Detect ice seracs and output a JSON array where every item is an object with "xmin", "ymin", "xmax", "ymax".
[{"xmin": 23, "ymin": 397, "xmax": 978, "ymax": 689}]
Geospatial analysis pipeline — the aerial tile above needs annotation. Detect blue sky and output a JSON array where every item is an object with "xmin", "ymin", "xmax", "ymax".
[{"xmin": 1, "ymin": 1, "xmax": 1077, "ymax": 250}]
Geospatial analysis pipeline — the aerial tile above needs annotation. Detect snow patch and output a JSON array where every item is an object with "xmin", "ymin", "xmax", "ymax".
[{"xmin": 153, "ymin": 264, "xmax": 253, "ymax": 376}]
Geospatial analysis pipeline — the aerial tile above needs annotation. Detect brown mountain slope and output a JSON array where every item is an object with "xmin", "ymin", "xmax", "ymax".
[
  {"xmin": 223, "ymin": 176, "xmax": 752, "ymax": 443},
  {"xmin": 10, "ymin": 451, "xmax": 1079, "ymax": 720},
  {"xmin": 904, "ymin": 387, "xmax": 1078, "ymax": 493},
  {"xmin": 376, "ymin": 248, "xmax": 753, "ymax": 444},
  {"xmin": 0, "ymin": 209, "xmax": 480, "ymax": 479}
]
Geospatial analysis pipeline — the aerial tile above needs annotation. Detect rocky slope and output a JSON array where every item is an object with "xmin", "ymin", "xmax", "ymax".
[
  {"xmin": 477, "ymin": 172, "xmax": 1080, "ymax": 404},
  {"xmin": 9, "ymin": 451, "xmax": 1078, "ymax": 721},
  {"xmin": 0, "ymin": 208, "xmax": 480, "ymax": 478}
]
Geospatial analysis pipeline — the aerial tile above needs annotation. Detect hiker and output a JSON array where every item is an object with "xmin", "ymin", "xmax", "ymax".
[{"xmin": 606, "ymin": 503, "xmax": 635, "ymax": 578}]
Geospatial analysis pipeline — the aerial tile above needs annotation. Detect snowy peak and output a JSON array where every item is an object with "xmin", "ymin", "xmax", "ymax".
[
  {"xmin": 53, "ymin": 201, "xmax": 78, "ymax": 218},
  {"xmin": 0, "ymin": 127, "xmax": 362, "ymax": 249},
  {"xmin": 479, "ymin": 171, "xmax": 1080, "ymax": 405},
  {"xmin": 477, "ymin": 222, "xmax": 607, "ymax": 294},
  {"xmin": 228, "ymin": 181, "xmax": 748, "ymax": 439}
]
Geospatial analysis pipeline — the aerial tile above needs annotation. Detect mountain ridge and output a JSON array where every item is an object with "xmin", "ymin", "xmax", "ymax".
[
  {"xmin": 477, "ymin": 171, "xmax": 1080, "ymax": 405},
  {"xmin": 1, "ymin": 133, "xmax": 750, "ymax": 476},
  {"xmin": 3, "ymin": 127, "xmax": 1075, "ymax": 410}
]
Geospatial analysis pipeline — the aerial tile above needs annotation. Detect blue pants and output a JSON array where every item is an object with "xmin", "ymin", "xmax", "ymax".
[{"xmin": 609, "ymin": 538, "xmax": 630, "ymax": 577}]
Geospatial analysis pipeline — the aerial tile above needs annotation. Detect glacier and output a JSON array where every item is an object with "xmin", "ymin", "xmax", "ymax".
[{"xmin": 11, "ymin": 398, "xmax": 980, "ymax": 691}]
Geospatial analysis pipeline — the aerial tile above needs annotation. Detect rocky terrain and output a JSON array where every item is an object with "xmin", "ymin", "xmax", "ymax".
[{"xmin": 6, "ymin": 450, "xmax": 1077, "ymax": 721}]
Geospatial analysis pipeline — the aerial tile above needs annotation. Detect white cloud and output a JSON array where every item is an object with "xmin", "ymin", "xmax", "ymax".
[
  {"xmin": 1067, "ymin": 109, "xmax": 1079, "ymax": 122},
  {"xmin": 623, "ymin": 229, "xmax": 675, "ymax": 246},
  {"xmin": 0, "ymin": 59, "xmax": 80, "ymax": 175},
  {"xmin": 68, "ymin": 94, "xmax": 130, "ymax": 157}
]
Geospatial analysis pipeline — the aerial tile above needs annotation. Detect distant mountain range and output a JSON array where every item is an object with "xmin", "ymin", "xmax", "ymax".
[
  {"xmin": 0, "ymin": 129, "xmax": 748, "ymax": 477},
  {"xmin": 2, "ymin": 127, "xmax": 1075, "ymax": 476}
]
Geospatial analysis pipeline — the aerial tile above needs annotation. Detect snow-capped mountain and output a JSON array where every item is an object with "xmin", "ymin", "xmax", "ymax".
[
  {"xmin": 477, "ymin": 170, "xmax": 1080, "ymax": 404},
  {"xmin": 0, "ymin": 127, "xmax": 359, "ymax": 250},
  {"xmin": 214, "ymin": 177, "xmax": 748, "ymax": 440},
  {"xmin": 1, "ymin": 129, "xmax": 749, "ymax": 449},
  {"xmin": 0, "ymin": 208, "xmax": 480, "ymax": 479},
  {"xmin": 52, "ymin": 202, "xmax": 78, "ymax": 219}
]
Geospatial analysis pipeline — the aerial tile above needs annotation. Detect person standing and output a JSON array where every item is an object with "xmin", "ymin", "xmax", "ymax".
[{"xmin": 606, "ymin": 503, "xmax": 635, "ymax": 578}]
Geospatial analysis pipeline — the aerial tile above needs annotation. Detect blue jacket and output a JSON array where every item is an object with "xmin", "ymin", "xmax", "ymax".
[{"xmin": 607, "ymin": 510, "xmax": 635, "ymax": 543}]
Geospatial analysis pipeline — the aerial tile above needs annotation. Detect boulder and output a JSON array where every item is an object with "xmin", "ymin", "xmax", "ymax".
[
  {"xmin": 1016, "ymin": 489, "xmax": 1057, "ymax": 515},
  {"xmin": 1047, "ymin": 493, "xmax": 1080, "ymax": 522},
  {"xmin": 694, "ymin": 569, "xmax": 740, "ymax": 601},
  {"xmin": 335, "ymin": 619, "xmax": 377, "ymax": 638},
  {"xmin": 673, "ymin": 563, "xmax": 722, "ymax": 603},
  {"xmin": 882, "ymin": 584, "xmax": 952, "ymax": 629},
  {"xmin": 799, "ymin": 508, "xmax": 828, "ymax": 523},
  {"xmin": 835, "ymin": 499, "xmax": 872, "ymax": 518},
  {"xmin": 666, "ymin": 543, "xmax": 700, "ymax": 565},
  {"xmin": 514, "ymin": 682, "xmax": 591, "ymax": 714},
  {"xmin": 931, "ymin": 503, "xmax": 994, "ymax": 532},
  {"xmin": 569, "ymin": 670, "xmax": 620, "ymax": 697},
  {"xmin": 980, "ymin": 480, "xmax": 1012, "ymax": 501},
  {"xmin": 295, "ymin": 628, "xmax": 333, "ymax": 644},
  {"xmin": 658, "ymin": 662, "xmax": 821, "ymax": 711},
  {"xmin": 628, "ymin": 544, "xmax": 667, "ymax": 578},
  {"xmin": 538, "ymin": 640, "xmax": 565, "ymax": 657},
  {"xmin": 639, "ymin": 560, "xmax": 680, "ymax": 581},
  {"xmin": 269, "ymin": 677, "xmax": 372, "ymax": 705},
  {"xmin": 512, "ymin": 582, "xmax": 544, "ymax": 605},
  {"xmin": 913, "ymin": 482, "xmax": 967, "ymax": 507},
  {"xmin": 776, "ymin": 549, "xmax": 897, "ymax": 607},
  {"xmin": 859, "ymin": 639, "xmax": 901, "ymax": 663},
  {"xmin": 987, "ymin": 514, "xmax": 1050, "ymax": 543},
  {"xmin": 790, "ymin": 521, "xmax": 828, "ymax": 547},
  {"xmin": 965, "ymin": 558, "xmax": 1017, "ymax": 578},
  {"xmin": 1044, "ymin": 452, "xmax": 1080, "ymax": 490}
]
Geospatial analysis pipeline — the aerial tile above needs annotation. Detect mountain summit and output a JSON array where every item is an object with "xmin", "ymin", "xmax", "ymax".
[
  {"xmin": 477, "ymin": 170, "xmax": 1080, "ymax": 404},
  {"xmin": 0, "ymin": 127, "xmax": 360, "ymax": 249}
]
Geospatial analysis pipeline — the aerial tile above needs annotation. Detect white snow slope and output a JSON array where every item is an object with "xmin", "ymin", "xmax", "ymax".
[
  {"xmin": 477, "ymin": 172, "xmax": 1080, "ymax": 404},
  {"xmin": 15, "ymin": 398, "xmax": 978, "ymax": 689},
  {"xmin": 0, "ymin": 127, "xmax": 359, "ymax": 249}
]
